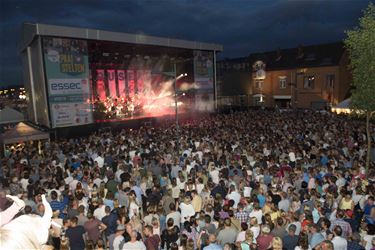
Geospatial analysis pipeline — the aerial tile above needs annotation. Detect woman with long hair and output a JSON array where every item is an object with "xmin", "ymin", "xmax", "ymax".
[{"xmin": 295, "ymin": 232, "xmax": 311, "ymax": 250}]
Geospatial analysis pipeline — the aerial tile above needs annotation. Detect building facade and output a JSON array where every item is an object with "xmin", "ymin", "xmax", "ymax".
[
  {"xmin": 249, "ymin": 42, "xmax": 352, "ymax": 109},
  {"xmin": 217, "ymin": 42, "xmax": 352, "ymax": 110}
]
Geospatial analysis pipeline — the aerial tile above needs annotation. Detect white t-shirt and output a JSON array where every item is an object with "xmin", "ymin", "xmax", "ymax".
[
  {"xmin": 113, "ymin": 235, "xmax": 124, "ymax": 250},
  {"xmin": 250, "ymin": 226, "xmax": 260, "ymax": 241},
  {"xmin": 364, "ymin": 234, "xmax": 375, "ymax": 250},
  {"xmin": 122, "ymin": 240, "xmax": 146, "ymax": 250},
  {"xmin": 331, "ymin": 236, "xmax": 347, "ymax": 250},
  {"xmin": 180, "ymin": 202, "xmax": 195, "ymax": 223},
  {"xmin": 129, "ymin": 202, "xmax": 139, "ymax": 219},
  {"xmin": 94, "ymin": 206, "xmax": 106, "ymax": 220},
  {"xmin": 289, "ymin": 152, "xmax": 296, "ymax": 162},
  {"xmin": 226, "ymin": 191, "xmax": 241, "ymax": 208},
  {"xmin": 210, "ymin": 169, "xmax": 220, "ymax": 184},
  {"xmin": 94, "ymin": 156, "xmax": 104, "ymax": 168},
  {"xmin": 249, "ymin": 210, "xmax": 263, "ymax": 225}
]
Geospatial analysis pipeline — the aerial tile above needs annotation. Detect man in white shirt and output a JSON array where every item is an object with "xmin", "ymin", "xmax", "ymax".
[
  {"xmin": 226, "ymin": 185, "xmax": 241, "ymax": 209},
  {"xmin": 166, "ymin": 203, "xmax": 181, "ymax": 228},
  {"xmin": 210, "ymin": 165, "xmax": 220, "ymax": 185},
  {"xmin": 112, "ymin": 224, "xmax": 126, "ymax": 249},
  {"xmin": 331, "ymin": 225, "xmax": 347, "ymax": 250},
  {"xmin": 94, "ymin": 152, "xmax": 104, "ymax": 169},
  {"xmin": 122, "ymin": 230, "xmax": 146, "ymax": 250},
  {"xmin": 249, "ymin": 203, "xmax": 263, "ymax": 225},
  {"xmin": 179, "ymin": 197, "xmax": 195, "ymax": 224},
  {"xmin": 93, "ymin": 199, "xmax": 106, "ymax": 221}
]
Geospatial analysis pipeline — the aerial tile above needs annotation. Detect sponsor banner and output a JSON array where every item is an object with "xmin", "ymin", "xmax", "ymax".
[
  {"xmin": 51, "ymin": 102, "xmax": 92, "ymax": 127},
  {"xmin": 193, "ymin": 51, "xmax": 214, "ymax": 91},
  {"xmin": 107, "ymin": 70, "xmax": 117, "ymax": 98},
  {"xmin": 117, "ymin": 70, "xmax": 126, "ymax": 97},
  {"xmin": 48, "ymin": 78, "xmax": 90, "ymax": 96},
  {"xmin": 49, "ymin": 94, "xmax": 88, "ymax": 103},
  {"xmin": 43, "ymin": 37, "xmax": 92, "ymax": 128}
]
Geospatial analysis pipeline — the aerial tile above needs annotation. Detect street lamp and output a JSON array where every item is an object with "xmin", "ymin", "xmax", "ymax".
[{"xmin": 173, "ymin": 61, "xmax": 187, "ymax": 154}]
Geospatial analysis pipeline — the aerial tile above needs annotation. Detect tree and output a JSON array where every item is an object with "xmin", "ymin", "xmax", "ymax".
[{"xmin": 344, "ymin": 3, "xmax": 375, "ymax": 172}]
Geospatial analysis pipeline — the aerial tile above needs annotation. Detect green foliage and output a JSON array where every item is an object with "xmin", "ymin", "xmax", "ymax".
[{"xmin": 344, "ymin": 2, "xmax": 375, "ymax": 112}]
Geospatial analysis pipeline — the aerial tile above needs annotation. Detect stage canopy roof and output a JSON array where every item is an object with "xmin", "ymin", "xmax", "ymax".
[
  {"xmin": 0, "ymin": 122, "xmax": 50, "ymax": 145},
  {"xmin": 19, "ymin": 23, "xmax": 223, "ymax": 53},
  {"xmin": 0, "ymin": 107, "xmax": 24, "ymax": 124}
]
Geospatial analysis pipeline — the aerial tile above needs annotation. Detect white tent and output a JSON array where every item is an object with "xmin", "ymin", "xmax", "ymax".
[
  {"xmin": 0, "ymin": 107, "xmax": 24, "ymax": 124},
  {"xmin": 331, "ymin": 98, "xmax": 351, "ymax": 114}
]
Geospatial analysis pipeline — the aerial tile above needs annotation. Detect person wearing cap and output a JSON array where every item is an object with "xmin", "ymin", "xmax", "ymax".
[
  {"xmin": 112, "ymin": 224, "xmax": 125, "ymax": 250},
  {"xmin": 256, "ymin": 225, "xmax": 273, "ymax": 250}
]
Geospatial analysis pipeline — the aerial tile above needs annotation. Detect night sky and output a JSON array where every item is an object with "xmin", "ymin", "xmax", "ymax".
[{"xmin": 0, "ymin": 0, "xmax": 372, "ymax": 87}]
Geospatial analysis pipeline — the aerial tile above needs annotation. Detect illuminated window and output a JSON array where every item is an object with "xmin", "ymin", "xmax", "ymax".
[
  {"xmin": 279, "ymin": 76, "xmax": 287, "ymax": 89},
  {"xmin": 303, "ymin": 76, "xmax": 315, "ymax": 89}
]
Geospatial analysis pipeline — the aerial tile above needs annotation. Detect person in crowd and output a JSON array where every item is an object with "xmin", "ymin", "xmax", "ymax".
[
  {"xmin": 331, "ymin": 225, "xmax": 348, "ymax": 250},
  {"xmin": 65, "ymin": 216, "xmax": 86, "ymax": 250},
  {"xmin": 122, "ymin": 229, "xmax": 146, "ymax": 250},
  {"xmin": 282, "ymin": 224, "xmax": 299, "ymax": 250},
  {"xmin": 143, "ymin": 224, "xmax": 160, "ymax": 250},
  {"xmin": 217, "ymin": 218, "xmax": 238, "ymax": 246}
]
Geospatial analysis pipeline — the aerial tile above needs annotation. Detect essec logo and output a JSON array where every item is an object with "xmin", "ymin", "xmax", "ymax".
[{"xmin": 51, "ymin": 82, "xmax": 81, "ymax": 90}]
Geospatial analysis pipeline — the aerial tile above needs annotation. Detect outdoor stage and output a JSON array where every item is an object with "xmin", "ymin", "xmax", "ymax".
[{"xmin": 20, "ymin": 23, "xmax": 222, "ymax": 130}]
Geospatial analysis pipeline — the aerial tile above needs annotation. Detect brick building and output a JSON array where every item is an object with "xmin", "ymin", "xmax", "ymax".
[{"xmin": 217, "ymin": 42, "xmax": 352, "ymax": 109}]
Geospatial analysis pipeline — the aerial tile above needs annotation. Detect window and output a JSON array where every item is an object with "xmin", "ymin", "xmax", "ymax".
[
  {"xmin": 303, "ymin": 76, "xmax": 315, "ymax": 89},
  {"xmin": 255, "ymin": 80, "xmax": 263, "ymax": 89},
  {"xmin": 279, "ymin": 76, "xmax": 287, "ymax": 89},
  {"xmin": 326, "ymin": 75, "xmax": 335, "ymax": 89}
]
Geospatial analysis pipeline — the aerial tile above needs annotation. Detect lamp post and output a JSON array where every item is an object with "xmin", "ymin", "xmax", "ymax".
[{"xmin": 173, "ymin": 61, "xmax": 187, "ymax": 154}]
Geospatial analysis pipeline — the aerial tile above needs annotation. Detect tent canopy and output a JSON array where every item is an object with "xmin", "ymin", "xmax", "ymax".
[
  {"xmin": 335, "ymin": 98, "xmax": 351, "ymax": 109},
  {"xmin": 0, "ymin": 122, "xmax": 49, "ymax": 145},
  {"xmin": 0, "ymin": 107, "xmax": 24, "ymax": 124}
]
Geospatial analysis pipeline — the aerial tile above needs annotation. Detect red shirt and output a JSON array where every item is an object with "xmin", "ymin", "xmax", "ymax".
[{"xmin": 257, "ymin": 234, "xmax": 273, "ymax": 250}]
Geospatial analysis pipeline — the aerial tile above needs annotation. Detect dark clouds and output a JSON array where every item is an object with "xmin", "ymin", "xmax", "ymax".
[{"xmin": 0, "ymin": 0, "xmax": 372, "ymax": 87}]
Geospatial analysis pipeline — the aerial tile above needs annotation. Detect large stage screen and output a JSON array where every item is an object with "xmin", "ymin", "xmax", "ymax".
[{"xmin": 42, "ymin": 37, "xmax": 215, "ymax": 127}]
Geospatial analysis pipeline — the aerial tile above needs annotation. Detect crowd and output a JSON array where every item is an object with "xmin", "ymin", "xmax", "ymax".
[{"xmin": 0, "ymin": 110, "xmax": 375, "ymax": 250}]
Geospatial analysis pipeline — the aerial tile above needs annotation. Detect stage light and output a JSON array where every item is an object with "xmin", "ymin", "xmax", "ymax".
[{"xmin": 176, "ymin": 73, "xmax": 187, "ymax": 80}]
